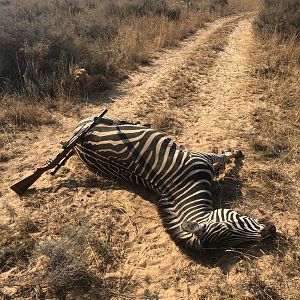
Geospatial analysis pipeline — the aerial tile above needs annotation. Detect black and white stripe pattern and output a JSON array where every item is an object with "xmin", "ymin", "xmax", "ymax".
[{"xmin": 74, "ymin": 116, "xmax": 274, "ymax": 251}]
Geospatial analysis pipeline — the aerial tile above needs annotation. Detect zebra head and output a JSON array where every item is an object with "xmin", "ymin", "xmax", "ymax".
[{"xmin": 181, "ymin": 209, "xmax": 276, "ymax": 248}]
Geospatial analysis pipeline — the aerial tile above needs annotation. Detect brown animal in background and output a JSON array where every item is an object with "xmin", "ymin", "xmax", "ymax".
[
  {"xmin": 74, "ymin": 68, "xmax": 109, "ymax": 92},
  {"xmin": 0, "ymin": 77, "xmax": 11, "ymax": 92}
]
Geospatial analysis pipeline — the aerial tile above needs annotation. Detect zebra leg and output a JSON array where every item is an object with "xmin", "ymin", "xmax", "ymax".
[
  {"xmin": 221, "ymin": 148, "xmax": 243, "ymax": 160},
  {"xmin": 206, "ymin": 149, "xmax": 243, "ymax": 173}
]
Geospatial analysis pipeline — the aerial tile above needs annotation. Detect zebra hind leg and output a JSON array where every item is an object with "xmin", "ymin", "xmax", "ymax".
[
  {"xmin": 222, "ymin": 148, "xmax": 244, "ymax": 160},
  {"xmin": 211, "ymin": 149, "xmax": 244, "ymax": 173}
]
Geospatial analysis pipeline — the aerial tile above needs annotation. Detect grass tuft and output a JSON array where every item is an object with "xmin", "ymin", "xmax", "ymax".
[
  {"xmin": 152, "ymin": 114, "xmax": 183, "ymax": 135},
  {"xmin": 247, "ymin": 275, "xmax": 281, "ymax": 300},
  {"xmin": 34, "ymin": 220, "xmax": 123, "ymax": 298},
  {"xmin": 0, "ymin": 230, "xmax": 36, "ymax": 272}
]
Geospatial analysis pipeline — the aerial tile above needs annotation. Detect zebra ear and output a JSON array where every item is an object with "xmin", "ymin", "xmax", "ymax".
[{"xmin": 181, "ymin": 221, "xmax": 205, "ymax": 235}]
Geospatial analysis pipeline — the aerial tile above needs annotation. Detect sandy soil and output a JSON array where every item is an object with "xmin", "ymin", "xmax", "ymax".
[{"xmin": 1, "ymin": 14, "xmax": 297, "ymax": 300}]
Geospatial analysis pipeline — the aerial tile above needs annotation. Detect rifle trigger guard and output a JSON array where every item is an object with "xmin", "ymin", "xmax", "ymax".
[{"xmin": 60, "ymin": 141, "xmax": 68, "ymax": 148}]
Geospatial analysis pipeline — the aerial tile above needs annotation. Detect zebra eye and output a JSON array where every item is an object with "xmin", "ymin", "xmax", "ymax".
[{"xmin": 181, "ymin": 221, "xmax": 206, "ymax": 235}]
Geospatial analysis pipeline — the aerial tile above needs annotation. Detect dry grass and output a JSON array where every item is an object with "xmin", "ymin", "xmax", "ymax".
[
  {"xmin": 0, "ymin": 229, "xmax": 36, "ymax": 273},
  {"xmin": 250, "ymin": 36, "xmax": 300, "ymax": 163},
  {"xmin": 0, "ymin": 0, "xmax": 230, "ymax": 101},
  {"xmin": 33, "ymin": 222, "xmax": 120, "ymax": 298},
  {"xmin": 247, "ymin": 33, "xmax": 300, "ymax": 226},
  {"xmin": 0, "ymin": 95, "xmax": 54, "ymax": 129},
  {"xmin": 229, "ymin": 0, "xmax": 262, "ymax": 12},
  {"xmin": 0, "ymin": 94, "xmax": 58, "ymax": 155},
  {"xmin": 135, "ymin": 16, "xmax": 242, "ymax": 135},
  {"xmin": 0, "ymin": 198, "xmax": 134, "ymax": 299},
  {"xmin": 254, "ymin": 0, "xmax": 300, "ymax": 41},
  {"xmin": 1, "ymin": 2, "xmax": 279, "ymax": 299},
  {"xmin": 0, "ymin": 154, "xmax": 139, "ymax": 299},
  {"xmin": 0, "ymin": 0, "xmax": 250, "ymax": 149},
  {"xmin": 228, "ymin": 2, "xmax": 300, "ymax": 298},
  {"xmin": 152, "ymin": 114, "xmax": 183, "ymax": 135}
]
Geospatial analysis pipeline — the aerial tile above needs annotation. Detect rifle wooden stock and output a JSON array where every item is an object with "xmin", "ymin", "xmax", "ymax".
[
  {"xmin": 10, "ymin": 108, "xmax": 108, "ymax": 195},
  {"xmin": 10, "ymin": 166, "xmax": 50, "ymax": 196}
]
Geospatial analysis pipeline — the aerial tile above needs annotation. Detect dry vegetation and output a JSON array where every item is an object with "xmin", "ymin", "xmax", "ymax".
[
  {"xmin": 251, "ymin": 0, "xmax": 300, "ymax": 221},
  {"xmin": 1, "ymin": 2, "xmax": 251, "ymax": 299},
  {"xmin": 0, "ymin": 0, "xmax": 227, "ymax": 167},
  {"xmin": 138, "ymin": 15, "xmax": 241, "ymax": 131},
  {"xmin": 0, "ymin": 0, "xmax": 250, "ymax": 145},
  {"xmin": 2, "ymin": 0, "xmax": 300, "ymax": 299},
  {"xmin": 0, "ymin": 0, "xmax": 233, "ymax": 100},
  {"xmin": 233, "ymin": 0, "xmax": 300, "ymax": 298}
]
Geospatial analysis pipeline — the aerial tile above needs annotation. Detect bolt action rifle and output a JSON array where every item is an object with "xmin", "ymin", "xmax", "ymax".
[{"xmin": 10, "ymin": 108, "xmax": 108, "ymax": 196}]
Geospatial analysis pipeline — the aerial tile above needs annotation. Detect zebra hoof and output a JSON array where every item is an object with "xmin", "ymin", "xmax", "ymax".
[{"xmin": 233, "ymin": 149, "xmax": 244, "ymax": 159}]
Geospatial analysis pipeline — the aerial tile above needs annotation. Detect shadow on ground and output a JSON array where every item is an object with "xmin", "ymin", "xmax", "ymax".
[
  {"xmin": 19, "ymin": 157, "xmax": 288, "ymax": 274},
  {"xmin": 179, "ymin": 231, "xmax": 290, "ymax": 274},
  {"xmin": 211, "ymin": 159, "xmax": 244, "ymax": 209}
]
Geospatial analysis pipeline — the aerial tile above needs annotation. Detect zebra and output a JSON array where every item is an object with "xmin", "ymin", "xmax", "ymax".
[{"xmin": 73, "ymin": 115, "xmax": 276, "ymax": 251}]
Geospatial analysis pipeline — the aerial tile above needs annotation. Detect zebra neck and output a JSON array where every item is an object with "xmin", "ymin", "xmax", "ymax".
[
  {"xmin": 159, "ymin": 186, "xmax": 214, "ymax": 225},
  {"xmin": 158, "ymin": 180, "xmax": 213, "ymax": 250}
]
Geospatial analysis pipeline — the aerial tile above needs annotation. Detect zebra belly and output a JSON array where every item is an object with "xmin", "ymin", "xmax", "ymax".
[
  {"xmin": 73, "ymin": 123, "xmax": 187, "ymax": 192},
  {"xmin": 74, "ymin": 143, "xmax": 157, "ymax": 191}
]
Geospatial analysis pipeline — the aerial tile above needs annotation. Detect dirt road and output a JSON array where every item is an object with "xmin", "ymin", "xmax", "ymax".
[{"xmin": 1, "ymin": 14, "xmax": 280, "ymax": 299}]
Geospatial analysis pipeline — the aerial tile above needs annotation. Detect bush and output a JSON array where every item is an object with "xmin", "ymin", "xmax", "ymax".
[
  {"xmin": 34, "ymin": 222, "xmax": 123, "ymax": 298},
  {"xmin": 0, "ymin": 0, "xmax": 227, "ymax": 100},
  {"xmin": 108, "ymin": 0, "xmax": 181, "ymax": 20},
  {"xmin": 0, "ymin": 97, "xmax": 54, "ymax": 132},
  {"xmin": 254, "ymin": 0, "xmax": 300, "ymax": 40},
  {"xmin": 0, "ymin": 0, "xmax": 114, "ymax": 98}
]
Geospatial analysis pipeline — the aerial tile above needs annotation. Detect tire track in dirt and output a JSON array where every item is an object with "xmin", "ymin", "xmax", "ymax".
[
  {"xmin": 180, "ymin": 18, "xmax": 259, "ymax": 154},
  {"xmin": 1, "ymin": 14, "xmax": 261, "ymax": 300},
  {"xmin": 94, "ymin": 14, "xmax": 242, "ymax": 122}
]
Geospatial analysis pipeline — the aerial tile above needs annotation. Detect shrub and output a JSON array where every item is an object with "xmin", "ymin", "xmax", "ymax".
[
  {"xmin": 0, "ymin": 95, "xmax": 54, "ymax": 128},
  {"xmin": 35, "ymin": 222, "xmax": 122, "ymax": 298},
  {"xmin": 0, "ymin": 230, "xmax": 35, "ymax": 272},
  {"xmin": 0, "ymin": 0, "xmax": 228, "ymax": 100},
  {"xmin": 254, "ymin": 0, "xmax": 300, "ymax": 40}
]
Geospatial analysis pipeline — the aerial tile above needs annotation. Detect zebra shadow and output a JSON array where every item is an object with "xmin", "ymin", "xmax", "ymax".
[
  {"xmin": 66, "ymin": 172, "xmax": 290, "ymax": 273},
  {"xmin": 22, "ymin": 161, "xmax": 289, "ymax": 273},
  {"xmin": 177, "ymin": 231, "xmax": 290, "ymax": 274},
  {"xmin": 175, "ymin": 159, "xmax": 290, "ymax": 272},
  {"xmin": 211, "ymin": 159, "xmax": 244, "ymax": 209}
]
